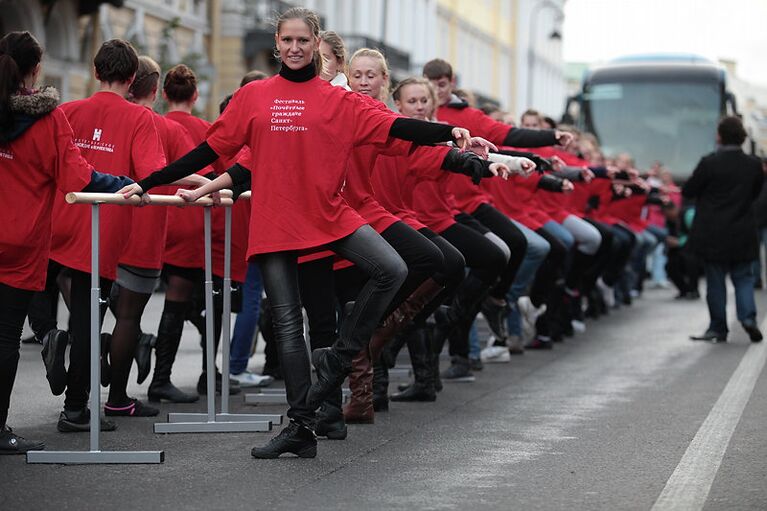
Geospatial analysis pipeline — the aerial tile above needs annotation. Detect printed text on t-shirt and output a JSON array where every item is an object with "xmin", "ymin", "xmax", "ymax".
[{"xmin": 270, "ymin": 99, "xmax": 308, "ymax": 133}]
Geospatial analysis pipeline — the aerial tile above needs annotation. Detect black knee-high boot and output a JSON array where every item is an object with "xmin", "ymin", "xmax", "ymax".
[
  {"xmin": 391, "ymin": 326, "xmax": 436, "ymax": 402},
  {"xmin": 148, "ymin": 301, "xmax": 198, "ymax": 403}
]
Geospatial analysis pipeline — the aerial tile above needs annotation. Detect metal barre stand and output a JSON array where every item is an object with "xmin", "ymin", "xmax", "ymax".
[
  {"xmin": 155, "ymin": 195, "xmax": 280, "ymax": 432},
  {"xmin": 28, "ymin": 194, "xmax": 170, "ymax": 464}
]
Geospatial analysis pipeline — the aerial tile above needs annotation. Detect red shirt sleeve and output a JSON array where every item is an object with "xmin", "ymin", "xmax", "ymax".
[
  {"xmin": 51, "ymin": 109, "xmax": 93, "ymax": 193},
  {"xmin": 350, "ymin": 92, "xmax": 397, "ymax": 148},
  {"xmin": 206, "ymin": 85, "xmax": 252, "ymax": 159},
  {"xmin": 469, "ymin": 108, "xmax": 512, "ymax": 145},
  {"xmin": 131, "ymin": 109, "xmax": 166, "ymax": 180}
]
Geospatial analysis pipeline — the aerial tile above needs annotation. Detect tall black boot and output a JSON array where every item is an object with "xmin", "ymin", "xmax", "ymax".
[
  {"xmin": 429, "ymin": 321, "xmax": 443, "ymax": 392},
  {"xmin": 433, "ymin": 273, "xmax": 490, "ymax": 354},
  {"xmin": 148, "ymin": 302, "xmax": 199, "ymax": 403},
  {"xmin": 372, "ymin": 359, "xmax": 389, "ymax": 412},
  {"xmin": 391, "ymin": 327, "xmax": 436, "ymax": 402}
]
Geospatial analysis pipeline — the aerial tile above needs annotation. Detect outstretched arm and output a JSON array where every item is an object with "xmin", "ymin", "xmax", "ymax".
[
  {"xmin": 176, "ymin": 172, "xmax": 234, "ymax": 203},
  {"xmin": 118, "ymin": 141, "xmax": 220, "ymax": 198},
  {"xmin": 389, "ymin": 118, "xmax": 471, "ymax": 150}
]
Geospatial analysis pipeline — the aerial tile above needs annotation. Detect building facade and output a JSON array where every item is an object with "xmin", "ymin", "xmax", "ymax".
[{"xmin": 0, "ymin": 0, "xmax": 568, "ymax": 120}]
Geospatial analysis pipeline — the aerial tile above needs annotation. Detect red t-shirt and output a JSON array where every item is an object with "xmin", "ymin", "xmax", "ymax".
[
  {"xmin": 0, "ymin": 107, "xmax": 92, "ymax": 291},
  {"xmin": 482, "ymin": 173, "xmax": 547, "ymax": 230},
  {"xmin": 206, "ymin": 76, "xmax": 396, "ymax": 257},
  {"xmin": 372, "ymin": 153, "xmax": 427, "ymax": 231},
  {"xmin": 606, "ymin": 193, "xmax": 649, "ymax": 233},
  {"xmin": 217, "ymin": 147, "xmax": 252, "ymax": 282},
  {"xmin": 50, "ymin": 92, "xmax": 165, "ymax": 280},
  {"xmin": 395, "ymin": 145, "xmax": 454, "ymax": 233},
  {"xmin": 119, "ymin": 111, "xmax": 190, "ymax": 270},
  {"xmin": 436, "ymin": 105, "xmax": 515, "ymax": 211},
  {"xmin": 161, "ymin": 111, "xmax": 220, "ymax": 272}
]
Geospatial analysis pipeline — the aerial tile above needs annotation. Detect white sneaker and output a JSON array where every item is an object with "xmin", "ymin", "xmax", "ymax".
[
  {"xmin": 518, "ymin": 296, "xmax": 546, "ymax": 341},
  {"xmin": 596, "ymin": 278, "xmax": 616, "ymax": 308},
  {"xmin": 571, "ymin": 319, "xmax": 586, "ymax": 334},
  {"xmin": 480, "ymin": 345, "xmax": 511, "ymax": 363},
  {"xmin": 230, "ymin": 370, "xmax": 274, "ymax": 388}
]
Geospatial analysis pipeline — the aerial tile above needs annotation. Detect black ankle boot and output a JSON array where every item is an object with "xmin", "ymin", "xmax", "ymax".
[
  {"xmin": 251, "ymin": 422, "xmax": 317, "ymax": 459},
  {"xmin": 307, "ymin": 348, "xmax": 350, "ymax": 410},
  {"xmin": 134, "ymin": 332, "xmax": 155, "ymax": 385},
  {"xmin": 41, "ymin": 329, "xmax": 69, "ymax": 396},
  {"xmin": 314, "ymin": 388, "xmax": 347, "ymax": 440},
  {"xmin": 196, "ymin": 372, "xmax": 242, "ymax": 396}
]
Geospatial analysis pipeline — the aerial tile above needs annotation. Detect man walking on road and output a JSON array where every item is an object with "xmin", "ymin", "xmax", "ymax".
[{"xmin": 684, "ymin": 116, "xmax": 764, "ymax": 343}]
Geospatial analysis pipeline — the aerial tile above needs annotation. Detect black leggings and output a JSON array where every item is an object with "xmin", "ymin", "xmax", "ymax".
[
  {"xmin": 298, "ymin": 256, "xmax": 338, "ymax": 351},
  {"xmin": 25, "ymin": 260, "xmax": 67, "ymax": 340},
  {"xmin": 257, "ymin": 224, "xmax": 407, "ymax": 426},
  {"xmin": 530, "ymin": 228, "xmax": 568, "ymax": 338},
  {"xmin": 440, "ymin": 222, "xmax": 507, "ymax": 286},
  {"xmin": 334, "ymin": 221, "xmax": 444, "ymax": 317},
  {"xmin": 470, "ymin": 203, "xmax": 528, "ymax": 300},
  {"xmin": 64, "ymin": 269, "xmax": 111, "ymax": 411},
  {"xmin": 412, "ymin": 228, "xmax": 465, "ymax": 325},
  {"xmin": 440, "ymin": 221, "xmax": 507, "ymax": 357},
  {"xmin": 581, "ymin": 219, "xmax": 614, "ymax": 294},
  {"xmin": 0, "ymin": 283, "xmax": 34, "ymax": 428}
]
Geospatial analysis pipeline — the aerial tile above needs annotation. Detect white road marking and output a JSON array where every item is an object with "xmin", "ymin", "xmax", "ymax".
[{"xmin": 652, "ymin": 324, "xmax": 767, "ymax": 510}]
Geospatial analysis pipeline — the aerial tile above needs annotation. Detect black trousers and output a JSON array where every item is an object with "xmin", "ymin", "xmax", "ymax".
[
  {"xmin": 666, "ymin": 247, "xmax": 701, "ymax": 295},
  {"xmin": 0, "ymin": 283, "xmax": 34, "ymax": 428},
  {"xmin": 26, "ymin": 260, "xmax": 68, "ymax": 340},
  {"xmin": 63, "ymin": 269, "xmax": 112, "ymax": 411},
  {"xmin": 531, "ymin": 227, "xmax": 568, "ymax": 338},
  {"xmin": 470, "ymin": 203, "xmax": 528, "ymax": 300},
  {"xmin": 257, "ymin": 225, "xmax": 407, "ymax": 426},
  {"xmin": 440, "ymin": 220, "xmax": 507, "ymax": 357},
  {"xmin": 335, "ymin": 221, "xmax": 444, "ymax": 317},
  {"xmin": 581, "ymin": 219, "xmax": 614, "ymax": 294}
]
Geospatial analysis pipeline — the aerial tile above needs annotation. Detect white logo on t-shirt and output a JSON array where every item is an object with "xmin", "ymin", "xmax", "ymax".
[{"xmin": 93, "ymin": 128, "xmax": 103, "ymax": 141}]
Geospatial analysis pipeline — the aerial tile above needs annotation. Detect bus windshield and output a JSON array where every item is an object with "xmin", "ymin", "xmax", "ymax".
[{"xmin": 582, "ymin": 81, "xmax": 721, "ymax": 178}]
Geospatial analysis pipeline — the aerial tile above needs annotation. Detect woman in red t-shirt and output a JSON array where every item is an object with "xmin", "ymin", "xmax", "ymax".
[
  {"xmin": 120, "ymin": 8, "xmax": 483, "ymax": 459},
  {"xmin": 0, "ymin": 32, "xmax": 132, "ymax": 453}
]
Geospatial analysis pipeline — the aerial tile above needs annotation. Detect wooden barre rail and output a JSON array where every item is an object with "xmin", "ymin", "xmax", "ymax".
[{"xmin": 65, "ymin": 192, "xmax": 234, "ymax": 207}]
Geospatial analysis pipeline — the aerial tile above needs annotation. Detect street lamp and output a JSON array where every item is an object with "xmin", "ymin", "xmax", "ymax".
[{"xmin": 526, "ymin": 0, "xmax": 564, "ymax": 109}]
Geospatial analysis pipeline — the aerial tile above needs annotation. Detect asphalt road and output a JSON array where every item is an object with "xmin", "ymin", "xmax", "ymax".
[{"xmin": 2, "ymin": 287, "xmax": 766, "ymax": 511}]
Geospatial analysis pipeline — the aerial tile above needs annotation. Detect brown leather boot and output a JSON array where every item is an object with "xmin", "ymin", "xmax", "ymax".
[
  {"xmin": 342, "ymin": 347, "xmax": 375, "ymax": 424},
  {"xmin": 343, "ymin": 279, "xmax": 444, "ymax": 423},
  {"xmin": 343, "ymin": 311, "xmax": 401, "ymax": 423}
]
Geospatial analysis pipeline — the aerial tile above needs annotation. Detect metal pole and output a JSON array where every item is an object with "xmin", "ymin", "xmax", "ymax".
[
  {"xmin": 90, "ymin": 203, "xmax": 100, "ymax": 451},
  {"xmin": 155, "ymin": 201, "xmax": 274, "ymax": 432},
  {"xmin": 221, "ymin": 206, "xmax": 232, "ymax": 413},
  {"xmin": 29, "ymin": 197, "xmax": 163, "ymax": 463},
  {"xmin": 204, "ymin": 206, "xmax": 216, "ymax": 422}
]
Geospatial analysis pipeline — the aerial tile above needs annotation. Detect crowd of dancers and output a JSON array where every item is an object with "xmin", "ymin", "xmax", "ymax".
[{"xmin": 0, "ymin": 7, "xmax": 684, "ymax": 458}]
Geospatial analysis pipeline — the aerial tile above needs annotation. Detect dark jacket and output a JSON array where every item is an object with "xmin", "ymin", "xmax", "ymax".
[
  {"xmin": 753, "ymin": 179, "xmax": 767, "ymax": 228},
  {"xmin": 682, "ymin": 147, "xmax": 764, "ymax": 262}
]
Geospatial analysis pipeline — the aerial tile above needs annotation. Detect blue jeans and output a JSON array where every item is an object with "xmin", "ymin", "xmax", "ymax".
[
  {"xmin": 469, "ymin": 323, "xmax": 481, "ymax": 358},
  {"xmin": 704, "ymin": 260, "xmax": 758, "ymax": 334},
  {"xmin": 507, "ymin": 221, "xmax": 550, "ymax": 303},
  {"xmin": 230, "ymin": 262, "xmax": 263, "ymax": 375},
  {"xmin": 647, "ymin": 225, "xmax": 669, "ymax": 283},
  {"xmin": 506, "ymin": 221, "xmax": 550, "ymax": 337}
]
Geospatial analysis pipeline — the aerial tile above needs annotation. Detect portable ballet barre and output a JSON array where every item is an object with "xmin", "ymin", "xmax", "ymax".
[
  {"xmin": 161, "ymin": 190, "xmax": 282, "ymax": 428},
  {"xmin": 25, "ymin": 191, "xmax": 230, "ymax": 464}
]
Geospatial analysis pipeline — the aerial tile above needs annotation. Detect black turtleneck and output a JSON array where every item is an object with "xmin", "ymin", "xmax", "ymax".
[{"xmin": 279, "ymin": 62, "xmax": 317, "ymax": 82}]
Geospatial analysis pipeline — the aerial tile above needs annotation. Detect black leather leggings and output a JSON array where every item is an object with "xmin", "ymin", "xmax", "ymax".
[{"xmin": 257, "ymin": 225, "xmax": 407, "ymax": 426}]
